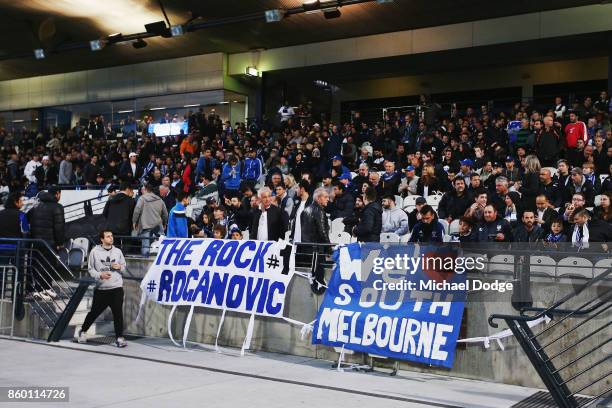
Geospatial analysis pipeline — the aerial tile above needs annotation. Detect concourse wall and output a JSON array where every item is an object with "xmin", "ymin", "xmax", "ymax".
[{"xmin": 122, "ymin": 257, "xmax": 610, "ymax": 393}]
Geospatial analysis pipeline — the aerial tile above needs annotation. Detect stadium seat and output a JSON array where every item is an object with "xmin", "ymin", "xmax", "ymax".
[
  {"xmin": 426, "ymin": 195, "xmax": 443, "ymax": 207},
  {"xmin": 449, "ymin": 219, "xmax": 460, "ymax": 235},
  {"xmin": 403, "ymin": 195, "xmax": 422, "ymax": 209},
  {"xmin": 394, "ymin": 195, "xmax": 403, "ymax": 208},
  {"xmin": 331, "ymin": 218, "xmax": 346, "ymax": 235},
  {"xmin": 438, "ymin": 219, "xmax": 449, "ymax": 234},
  {"xmin": 600, "ymin": 174, "xmax": 608, "ymax": 185},
  {"xmin": 350, "ymin": 172, "xmax": 357, "ymax": 179},
  {"xmin": 593, "ymin": 258, "xmax": 612, "ymax": 278},
  {"xmin": 71, "ymin": 237, "xmax": 90, "ymax": 258},
  {"xmin": 487, "ymin": 255, "xmax": 515, "ymax": 274},
  {"xmin": 68, "ymin": 247, "xmax": 85, "ymax": 271},
  {"xmin": 557, "ymin": 257, "xmax": 593, "ymax": 279},
  {"xmin": 529, "ymin": 255, "xmax": 556, "ymax": 278},
  {"xmin": 380, "ymin": 232, "xmax": 400, "ymax": 243},
  {"xmin": 242, "ymin": 230, "xmax": 249, "ymax": 240},
  {"xmin": 399, "ymin": 234, "xmax": 410, "ymax": 243},
  {"xmin": 330, "ymin": 231, "xmax": 351, "ymax": 245}
]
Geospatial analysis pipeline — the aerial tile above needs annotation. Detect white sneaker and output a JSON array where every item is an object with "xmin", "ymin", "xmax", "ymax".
[
  {"xmin": 33, "ymin": 291, "xmax": 51, "ymax": 301},
  {"xmin": 76, "ymin": 329, "xmax": 87, "ymax": 344},
  {"xmin": 115, "ymin": 337, "xmax": 127, "ymax": 348},
  {"xmin": 43, "ymin": 289, "xmax": 58, "ymax": 299}
]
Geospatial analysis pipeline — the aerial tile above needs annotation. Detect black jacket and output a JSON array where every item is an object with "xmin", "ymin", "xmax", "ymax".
[
  {"xmin": 290, "ymin": 196, "xmax": 313, "ymax": 239},
  {"xmin": 300, "ymin": 202, "xmax": 330, "ymax": 244},
  {"xmin": 119, "ymin": 160, "xmax": 143, "ymax": 182},
  {"xmin": 566, "ymin": 179, "xmax": 596, "ymax": 207},
  {"xmin": 512, "ymin": 224, "xmax": 544, "ymax": 243},
  {"xmin": 518, "ymin": 172, "xmax": 540, "ymax": 211},
  {"xmin": 250, "ymin": 205, "xmax": 288, "ymax": 242},
  {"xmin": 330, "ymin": 192, "xmax": 354, "ymax": 219},
  {"xmin": 437, "ymin": 191, "xmax": 471, "ymax": 220},
  {"xmin": 28, "ymin": 192, "xmax": 65, "ymax": 248},
  {"xmin": 477, "ymin": 218, "xmax": 513, "ymax": 242},
  {"xmin": 0, "ymin": 208, "xmax": 23, "ymax": 238},
  {"xmin": 103, "ymin": 192, "xmax": 136, "ymax": 235},
  {"xmin": 354, "ymin": 201, "xmax": 382, "ymax": 242},
  {"xmin": 582, "ymin": 220, "xmax": 612, "ymax": 242}
]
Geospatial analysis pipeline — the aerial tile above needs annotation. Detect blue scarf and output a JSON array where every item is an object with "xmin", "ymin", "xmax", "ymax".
[{"xmin": 546, "ymin": 232, "xmax": 564, "ymax": 242}]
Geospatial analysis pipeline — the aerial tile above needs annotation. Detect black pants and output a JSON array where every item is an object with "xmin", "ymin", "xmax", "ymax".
[{"xmin": 82, "ymin": 287, "xmax": 124, "ymax": 338}]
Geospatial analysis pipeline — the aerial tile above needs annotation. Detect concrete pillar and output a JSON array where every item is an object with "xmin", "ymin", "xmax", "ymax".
[{"xmin": 522, "ymin": 83, "xmax": 534, "ymax": 104}]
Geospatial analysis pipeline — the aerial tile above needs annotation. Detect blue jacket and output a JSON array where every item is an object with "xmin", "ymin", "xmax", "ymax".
[
  {"xmin": 167, "ymin": 202, "xmax": 188, "ymax": 238},
  {"xmin": 243, "ymin": 157, "xmax": 263, "ymax": 181},
  {"xmin": 221, "ymin": 162, "xmax": 242, "ymax": 190},
  {"xmin": 196, "ymin": 157, "xmax": 217, "ymax": 180}
]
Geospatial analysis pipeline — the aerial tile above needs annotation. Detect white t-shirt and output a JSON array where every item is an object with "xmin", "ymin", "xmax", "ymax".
[
  {"xmin": 293, "ymin": 200, "xmax": 307, "ymax": 243},
  {"xmin": 257, "ymin": 210, "xmax": 268, "ymax": 241},
  {"xmin": 278, "ymin": 105, "xmax": 295, "ymax": 122}
]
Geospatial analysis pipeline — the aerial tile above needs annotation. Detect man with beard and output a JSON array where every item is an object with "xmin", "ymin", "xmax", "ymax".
[
  {"xmin": 353, "ymin": 186, "xmax": 382, "ymax": 242},
  {"xmin": 477, "ymin": 205, "xmax": 513, "ymax": 242},
  {"xmin": 513, "ymin": 210, "xmax": 544, "ymax": 243},
  {"xmin": 438, "ymin": 177, "xmax": 472, "ymax": 224},
  {"xmin": 409, "ymin": 205, "xmax": 445, "ymax": 243},
  {"xmin": 381, "ymin": 194, "xmax": 409, "ymax": 236},
  {"xmin": 381, "ymin": 161, "xmax": 401, "ymax": 196}
]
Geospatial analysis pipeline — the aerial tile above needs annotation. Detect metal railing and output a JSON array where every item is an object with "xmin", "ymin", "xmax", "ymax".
[
  {"xmin": 0, "ymin": 238, "xmax": 78, "ymax": 332},
  {"xmin": 490, "ymin": 266, "xmax": 612, "ymax": 407},
  {"xmin": 63, "ymin": 193, "xmax": 109, "ymax": 223},
  {"xmin": 0, "ymin": 265, "xmax": 19, "ymax": 337}
]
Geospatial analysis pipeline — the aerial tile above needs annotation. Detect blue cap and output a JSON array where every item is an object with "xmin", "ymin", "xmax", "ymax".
[
  {"xmin": 331, "ymin": 155, "xmax": 342, "ymax": 162},
  {"xmin": 405, "ymin": 165, "xmax": 415, "ymax": 171},
  {"xmin": 505, "ymin": 156, "xmax": 514, "ymax": 162},
  {"xmin": 460, "ymin": 159, "xmax": 474, "ymax": 167},
  {"xmin": 339, "ymin": 172, "xmax": 351, "ymax": 180}
]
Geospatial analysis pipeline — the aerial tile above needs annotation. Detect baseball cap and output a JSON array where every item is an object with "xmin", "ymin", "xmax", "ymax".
[
  {"xmin": 129, "ymin": 152, "xmax": 137, "ymax": 158},
  {"xmin": 331, "ymin": 155, "xmax": 342, "ymax": 162},
  {"xmin": 460, "ymin": 159, "xmax": 473, "ymax": 167},
  {"xmin": 339, "ymin": 172, "xmax": 351, "ymax": 181},
  {"xmin": 42, "ymin": 155, "xmax": 50, "ymax": 161},
  {"xmin": 415, "ymin": 197, "xmax": 426, "ymax": 205},
  {"xmin": 405, "ymin": 165, "xmax": 415, "ymax": 172},
  {"xmin": 206, "ymin": 197, "xmax": 217, "ymax": 205},
  {"xmin": 505, "ymin": 156, "xmax": 514, "ymax": 162}
]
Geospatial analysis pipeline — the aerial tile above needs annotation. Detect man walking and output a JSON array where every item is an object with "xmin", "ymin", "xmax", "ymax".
[
  {"xmin": 132, "ymin": 183, "xmax": 168, "ymax": 256},
  {"xmin": 77, "ymin": 230, "xmax": 127, "ymax": 348}
]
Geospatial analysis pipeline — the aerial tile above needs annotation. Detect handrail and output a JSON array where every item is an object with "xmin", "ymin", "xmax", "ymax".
[
  {"xmin": 63, "ymin": 193, "xmax": 109, "ymax": 211},
  {"xmin": 488, "ymin": 267, "xmax": 612, "ymax": 328}
]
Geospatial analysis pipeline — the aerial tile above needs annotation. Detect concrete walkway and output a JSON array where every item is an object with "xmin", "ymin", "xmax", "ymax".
[{"xmin": 0, "ymin": 336, "xmax": 542, "ymax": 407}]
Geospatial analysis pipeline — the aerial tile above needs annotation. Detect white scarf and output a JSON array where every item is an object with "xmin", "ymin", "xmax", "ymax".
[{"xmin": 572, "ymin": 223, "xmax": 590, "ymax": 249}]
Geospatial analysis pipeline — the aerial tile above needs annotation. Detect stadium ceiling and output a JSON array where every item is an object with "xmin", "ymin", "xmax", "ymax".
[{"xmin": 0, "ymin": 0, "xmax": 603, "ymax": 80}]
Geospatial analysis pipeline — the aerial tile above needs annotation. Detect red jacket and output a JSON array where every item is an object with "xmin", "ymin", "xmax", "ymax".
[{"xmin": 564, "ymin": 121, "xmax": 587, "ymax": 149}]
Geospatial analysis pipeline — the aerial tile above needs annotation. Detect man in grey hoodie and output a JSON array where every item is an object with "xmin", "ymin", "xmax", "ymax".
[
  {"xmin": 132, "ymin": 182, "xmax": 168, "ymax": 256},
  {"xmin": 77, "ymin": 230, "xmax": 127, "ymax": 347},
  {"xmin": 381, "ymin": 194, "xmax": 409, "ymax": 236},
  {"xmin": 58, "ymin": 153, "xmax": 73, "ymax": 185}
]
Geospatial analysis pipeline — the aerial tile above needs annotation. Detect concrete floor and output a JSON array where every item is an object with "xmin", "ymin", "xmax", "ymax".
[{"xmin": 0, "ymin": 336, "xmax": 542, "ymax": 408}]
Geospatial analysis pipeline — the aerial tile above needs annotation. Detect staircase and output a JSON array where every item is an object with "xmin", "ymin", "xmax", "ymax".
[{"xmin": 490, "ymin": 266, "xmax": 612, "ymax": 408}]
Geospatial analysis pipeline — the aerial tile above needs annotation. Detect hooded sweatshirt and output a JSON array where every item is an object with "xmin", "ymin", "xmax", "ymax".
[
  {"xmin": 382, "ymin": 206, "xmax": 409, "ymax": 235},
  {"xmin": 88, "ymin": 244, "xmax": 126, "ymax": 290},
  {"xmin": 132, "ymin": 192, "xmax": 168, "ymax": 233}
]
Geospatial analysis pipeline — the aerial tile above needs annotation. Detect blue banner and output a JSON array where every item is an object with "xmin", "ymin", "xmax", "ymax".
[{"xmin": 312, "ymin": 243, "xmax": 468, "ymax": 368}]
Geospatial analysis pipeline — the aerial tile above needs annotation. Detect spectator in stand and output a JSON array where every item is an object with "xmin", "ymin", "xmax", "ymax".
[
  {"xmin": 544, "ymin": 219, "xmax": 568, "ymax": 244},
  {"xmin": 158, "ymin": 184, "xmax": 175, "ymax": 213},
  {"xmin": 212, "ymin": 224, "xmax": 227, "ymax": 240},
  {"xmin": 28, "ymin": 186, "xmax": 65, "ymax": 251},
  {"xmin": 132, "ymin": 183, "xmax": 168, "ymax": 256},
  {"xmin": 119, "ymin": 152, "xmax": 142, "ymax": 182},
  {"xmin": 593, "ymin": 192, "xmax": 611, "ymax": 224},
  {"xmin": 242, "ymin": 149, "xmax": 263, "ymax": 189},
  {"xmin": 538, "ymin": 168, "xmax": 560, "ymax": 208},
  {"xmin": 513, "ymin": 210, "xmax": 544, "ymax": 243},
  {"xmin": 353, "ymin": 186, "xmax": 382, "ymax": 242},
  {"xmin": 464, "ymin": 190, "xmax": 488, "ymax": 223},
  {"xmin": 58, "ymin": 153, "xmax": 73, "ymax": 185},
  {"xmin": 416, "ymin": 163, "xmax": 440, "ymax": 197},
  {"xmin": 278, "ymin": 101, "xmax": 295, "ymax": 123},
  {"xmin": 34, "ymin": 155, "xmax": 58, "ymax": 189},
  {"xmin": 179, "ymin": 133, "xmax": 198, "ymax": 157},
  {"xmin": 457, "ymin": 216, "xmax": 478, "ymax": 243},
  {"xmin": 251, "ymin": 187, "xmax": 288, "ymax": 242},
  {"xmin": 230, "ymin": 227, "xmax": 243, "ymax": 240},
  {"xmin": 571, "ymin": 209, "xmax": 612, "ymax": 249},
  {"xmin": 367, "ymin": 172, "xmax": 383, "ymax": 198},
  {"xmin": 23, "ymin": 153, "xmax": 41, "ymax": 197},
  {"xmin": 535, "ymin": 194, "xmax": 558, "ymax": 232},
  {"xmin": 381, "ymin": 161, "xmax": 401, "ymax": 196},
  {"xmin": 381, "ymin": 194, "xmax": 409, "ymax": 236},
  {"xmin": 300, "ymin": 187, "xmax": 331, "ymax": 292},
  {"xmin": 103, "ymin": 182, "xmax": 135, "ymax": 237},
  {"xmin": 582, "ymin": 162, "xmax": 601, "ymax": 195},
  {"xmin": 565, "ymin": 111, "xmax": 588, "ymax": 149},
  {"xmin": 0, "ymin": 192, "xmax": 29, "ymax": 238},
  {"xmin": 274, "ymin": 184, "xmax": 293, "ymax": 218},
  {"xmin": 491, "ymin": 176, "xmax": 510, "ymax": 213},
  {"xmin": 407, "ymin": 196, "xmax": 427, "ymax": 231},
  {"xmin": 290, "ymin": 180, "xmax": 312, "ymax": 242},
  {"xmin": 566, "ymin": 167, "xmax": 595, "ymax": 207},
  {"xmin": 503, "ymin": 191, "xmax": 523, "ymax": 226},
  {"xmin": 535, "ymin": 116, "xmax": 561, "ymax": 167},
  {"xmin": 560, "ymin": 192, "xmax": 588, "ymax": 232},
  {"xmin": 409, "ymin": 205, "xmax": 445, "ymax": 243},
  {"xmin": 221, "ymin": 155, "xmax": 242, "ymax": 195},
  {"xmin": 398, "ymin": 165, "xmax": 419, "ymax": 197},
  {"xmin": 83, "ymin": 155, "xmax": 100, "ymax": 185},
  {"xmin": 553, "ymin": 96, "xmax": 566, "ymax": 120},
  {"xmin": 329, "ymin": 181, "xmax": 354, "ymax": 219},
  {"xmin": 438, "ymin": 177, "xmax": 472, "ymax": 224},
  {"xmin": 167, "ymin": 191, "xmax": 190, "ymax": 238},
  {"xmin": 517, "ymin": 155, "xmax": 541, "ymax": 211},
  {"xmin": 477, "ymin": 204, "xmax": 513, "ymax": 242},
  {"xmin": 227, "ymin": 196, "xmax": 250, "ymax": 232}
]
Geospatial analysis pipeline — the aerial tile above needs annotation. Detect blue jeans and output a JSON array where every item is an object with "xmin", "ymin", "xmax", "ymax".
[{"xmin": 139, "ymin": 226, "xmax": 160, "ymax": 256}]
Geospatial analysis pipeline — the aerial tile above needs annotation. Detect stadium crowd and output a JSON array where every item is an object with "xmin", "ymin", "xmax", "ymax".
[{"xmin": 0, "ymin": 92, "xmax": 611, "ymax": 255}]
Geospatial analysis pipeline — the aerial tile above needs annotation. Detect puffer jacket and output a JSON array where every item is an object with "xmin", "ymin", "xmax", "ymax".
[
  {"xmin": 354, "ymin": 201, "xmax": 383, "ymax": 242},
  {"xmin": 300, "ymin": 202, "xmax": 330, "ymax": 244},
  {"xmin": 28, "ymin": 192, "xmax": 65, "ymax": 247},
  {"xmin": 103, "ymin": 192, "xmax": 136, "ymax": 236}
]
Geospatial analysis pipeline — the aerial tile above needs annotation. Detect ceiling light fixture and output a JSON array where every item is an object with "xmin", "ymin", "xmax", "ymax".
[
  {"xmin": 145, "ymin": 20, "xmax": 170, "ymax": 37},
  {"xmin": 149, "ymin": 107, "xmax": 166, "ymax": 110},
  {"xmin": 265, "ymin": 9, "xmax": 286, "ymax": 22},
  {"xmin": 33, "ymin": 49, "xmax": 45, "ymax": 59},
  {"xmin": 183, "ymin": 104, "xmax": 200, "ymax": 107},
  {"xmin": 117, "ymin": 110, "xmax": 134, "ymax": 113},
  {"xmin": 89, "ymin": 39, "xmax": 106, "ymax": 51},
  {"xmin": 245, "ymin": 66, "xmax": 259, "ymax": 77},
  {"xmin": 170, "ymin": 25, "xmax": 184, "ymax": 37},
  {"xmin": 302, "ymin": 0, "xmax": 320, "ymax": 11}
]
